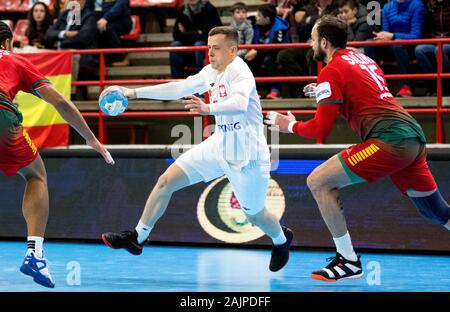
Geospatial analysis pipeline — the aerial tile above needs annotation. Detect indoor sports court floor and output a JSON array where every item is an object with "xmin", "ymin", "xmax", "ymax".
[{"xmin": 1, "ymin": 241, "xmax": 449, "ymax": 292}]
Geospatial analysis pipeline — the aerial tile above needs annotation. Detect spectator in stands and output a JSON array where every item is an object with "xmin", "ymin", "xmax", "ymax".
[
  {"xmin": 277, "ymin": 0, "xmax": 339, "ymax": 98},
  {"xmin": 46, "ymin": 0, "xmax": 97, "ymax": 99},
  {"xmin": 86, "ymin": 0, "xmax": 132, "ymax": 66},
  {"xmin": 46, "ymin": 0, "xmax": 96, "ymax": 50},
  {"xmin": 264, "ymin": 0, "xmax": 308, "ymax": 20},
  {"xmin": 230, "ymin": 2, "xmax": 254, "ymax": 59},
  {"xmin": 291, "ymin": 0, "xmax": 339, "ymax": 43},
  {"xmin": 337, "ymin": 0, "xmax": 372, "ymax": 44},
  {"xmin": 246, "ymin": 4, "xmax": 290, "ymax": 99},
  {"xmin": 170, "ymin": 0, "xmax": 222, "ymax": 78},
  {"xmin": 24, "ymin": 1, "xmax": 53, "ymax": 49},
  {"xmin": 415, "ymin": 0, "xmax": 450, "ymax": 94},
  {"xmin": 276, "ymin": 0, "xmax": 296, "ymax": 20},
  {"xmin": 364, "ymin": 0, "xmax": 427, "ymax": 97},
  {"xmin": 271, "ymin": 0, "xmax": 310, "ymax": 42}
]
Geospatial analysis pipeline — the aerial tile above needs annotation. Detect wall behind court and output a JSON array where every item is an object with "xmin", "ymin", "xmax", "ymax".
[{"xmin": 0, "ymin": 149, "xmax": 449, "ymax": 252}]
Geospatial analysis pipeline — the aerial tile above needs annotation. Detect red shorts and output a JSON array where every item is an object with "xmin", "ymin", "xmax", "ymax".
[
  {"xmin": 338, "ymin": 138, "xmax": 437, "ymax": 194},
  {"xmin": 0, "ymin": 107, "xmax": 38, "ymax": 176}
]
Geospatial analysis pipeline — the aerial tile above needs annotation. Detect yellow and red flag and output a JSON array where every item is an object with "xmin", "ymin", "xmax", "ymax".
[{"xmin": 16, "ymin": 51, "xmax": 71, "ymax": 148}]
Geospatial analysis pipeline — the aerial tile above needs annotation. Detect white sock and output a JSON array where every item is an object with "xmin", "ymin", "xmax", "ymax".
[
  {"xmin": 333, "ymin": 232, "xmax": 357, "ymax": 261},
  {"xmin": 135, "ymin": 220, "xmax": 152, "ymax": 244},
  {"xmin": 27, "ymin": 236, "xmax": 44, "ymax": 258},
  {"xmin": 272, "ymin": 228, "xmax": 287, "ymax": 246}
]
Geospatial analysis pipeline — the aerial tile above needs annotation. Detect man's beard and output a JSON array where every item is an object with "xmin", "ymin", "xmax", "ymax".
[{"xmin": 313, "ymin": 46, "xmax": 326, "ymax": 61}]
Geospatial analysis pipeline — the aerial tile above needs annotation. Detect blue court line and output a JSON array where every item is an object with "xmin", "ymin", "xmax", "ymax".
[{"xmin": 165, "ymin": 159, "xmax": 324, "ymax": 175}]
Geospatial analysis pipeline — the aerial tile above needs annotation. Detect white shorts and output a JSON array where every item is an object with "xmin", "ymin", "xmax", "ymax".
[{"xmin": 175, "ymin": 138, "xmax": 270, "ymax": 215}]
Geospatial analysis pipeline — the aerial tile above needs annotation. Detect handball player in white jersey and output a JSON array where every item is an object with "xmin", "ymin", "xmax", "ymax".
[{"xmin": 101, "ymin": 26, "xmax": 293, "ymax": 272}]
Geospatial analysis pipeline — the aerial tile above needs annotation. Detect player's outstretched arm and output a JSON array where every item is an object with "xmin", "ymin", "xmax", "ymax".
[
  {"xmin": 36, "ymin": 84, "xmax": 115, "ymax": 165},
  {"xmin": 100, "ymin": 74, "xmax": 207, "ymax": 101}
]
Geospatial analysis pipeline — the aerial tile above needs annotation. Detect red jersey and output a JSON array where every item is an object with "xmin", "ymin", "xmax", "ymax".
[
  {"xmin": 0, "ymin": 50, "xmax": 50, "ymax": 105},
  {"xmin": 292, "ymin": 49, "xmax": 424, "ymax": 142}
]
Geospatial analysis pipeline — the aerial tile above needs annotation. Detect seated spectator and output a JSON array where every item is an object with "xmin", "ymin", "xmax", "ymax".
[
  {"xmin": 24, "ymin": 1, "xmax": 53, "ymax": 49},
  {"xmin": 276, "ymin": 0, "xmax": 296, "ymax": 20},
  {"xmin": 170, "ymin": 0, "xmax": 222, "ymax": 78},
  {"xmin": 364, "ymin": 0, "xmax": 427, "ymax": 97},
  {"xmin": 46, "ymin": 0, "xmax": 97, "ymax": 99},
  {"xmin": 415, "ymin": 0, "xmax": 450, "ymax": 94},
  {"xmin": 46, "ymin": 0, "xmax": 96, "ymax": 50},
  {"xmin": 246, "ymin": 4, "xmax": 290, "ymax": 99},
  {"xmin": 277, "ymin": 0, "xmax": 338, "ymax": 98},
  {"xmin": 337, "ymin": 0, "xmax": 372, "ymax": 44},
  {"xmin": 293, "ymin": 0, "xmax": 339, "ymax": 42},
  {"xmin": 274, "ymin": 0, "xmax": 310, "ymax": 41},
  {"xmin": 264, "ymin": 0, "xmax": 309, "ymax": 19},
  {"xmin": 229, "ymin": 2, "xmax": 254, "ymax": 59},
  {"xmin": 86, "ymin": 0, "xmax": 132, "ymax": 66}
]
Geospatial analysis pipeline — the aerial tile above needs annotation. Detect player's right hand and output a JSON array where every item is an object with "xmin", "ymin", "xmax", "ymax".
[
  {"xmin": 100, "ymin": 86, "xmax": 136, "ymax": 100},
  {"xmin": 86, "ymin": 138, "xmax": 115, "ymax": 165},
  {"xmin": 303, "ymin": 83, "xmax": 317, "ymax": 98}
]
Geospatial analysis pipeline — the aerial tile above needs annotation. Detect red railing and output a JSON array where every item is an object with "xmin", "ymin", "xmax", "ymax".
[{"xmin": 67, "ymin": 38, "xmax": 450, "ymax": 144}]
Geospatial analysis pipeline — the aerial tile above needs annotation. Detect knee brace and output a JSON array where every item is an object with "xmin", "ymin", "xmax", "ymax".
[{"xmin": 409, "ymin": 190, "xmax": 450, "ymax": 225}]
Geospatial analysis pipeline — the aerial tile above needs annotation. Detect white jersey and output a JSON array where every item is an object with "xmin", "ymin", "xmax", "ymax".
[{"xmin": 135, "ymin": 56, "xmax": 270, "ymax": 169}]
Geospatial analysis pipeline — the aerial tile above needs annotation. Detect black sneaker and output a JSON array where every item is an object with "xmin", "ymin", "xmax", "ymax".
[
  {"xmin": 310, "ymin": 252, "xmax": 363, "ymax": 282},
  {"xmin": 102, "ymin": 230, "xmax": 144, "ymax": 255},
  {"xmin": 269, "ymin": 226, "xmax": 294, "ymax": 272}
]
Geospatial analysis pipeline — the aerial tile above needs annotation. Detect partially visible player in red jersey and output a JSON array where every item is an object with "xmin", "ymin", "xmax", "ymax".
[
  {"xmin": 0, "ymin": 22, "xmax": 114, "ymax": 288},
  {"xmin": 266, "ymin": 15, "xmax": 450, "ymax": 282}
]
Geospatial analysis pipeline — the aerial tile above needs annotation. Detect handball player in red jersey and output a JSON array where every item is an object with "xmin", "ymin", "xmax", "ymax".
[
  {"xmin": 0, "ymin": 22, "xmax": 114, "ymax": 288},
  {"xmin": 266, "ymin": 16, "xmax": 450, "ymax": 282}
]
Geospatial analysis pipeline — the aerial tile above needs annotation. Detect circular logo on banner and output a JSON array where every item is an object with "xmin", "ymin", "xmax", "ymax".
[{"xmin": 197, "ymin": 177, "xmax": 285, "ymax": 243}]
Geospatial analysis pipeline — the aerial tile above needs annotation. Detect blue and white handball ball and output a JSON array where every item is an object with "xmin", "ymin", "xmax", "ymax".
[{"xmin": 99, "ymin": 87, "xmax": 128, "ymax": 116}]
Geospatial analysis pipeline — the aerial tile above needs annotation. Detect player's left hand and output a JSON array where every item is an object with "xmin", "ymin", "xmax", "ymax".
[
  {"xmin": 183, "ymin": 95, "xmax": 210, "ymax": 115},
  {"xmin": 86, "ymin": 138, "xmax": 115, "ymax": 165},
  {"xmin": 264, "ymin": 111, "xmax": 296, "ymax": 133}
]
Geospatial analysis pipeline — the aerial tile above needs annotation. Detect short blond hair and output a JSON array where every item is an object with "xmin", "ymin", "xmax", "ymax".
[{"xmin": 208, "ymin": 26, "xmax": 239, "ymax": 46}]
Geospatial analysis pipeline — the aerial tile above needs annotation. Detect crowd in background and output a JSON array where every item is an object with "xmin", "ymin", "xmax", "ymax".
[
  {"xmin": 1, "ymin": 0, "xmax": 449, "ymax": 98},
  {"xmin": 2, "ymin": 0, "xmax": 132, "ymax": 66}
]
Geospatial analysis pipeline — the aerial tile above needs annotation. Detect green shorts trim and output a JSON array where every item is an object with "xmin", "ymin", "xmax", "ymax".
[
  {"xmin": 0, "ymin": 100, "xmax": 23, "ymax": 123},
  {"xmin": 0, "ymin": 109, "xmax": 20, "ymax": 137},
  {"xmin": 337, "ymin": 153, "xmax": 366, "ymax": 184}
]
